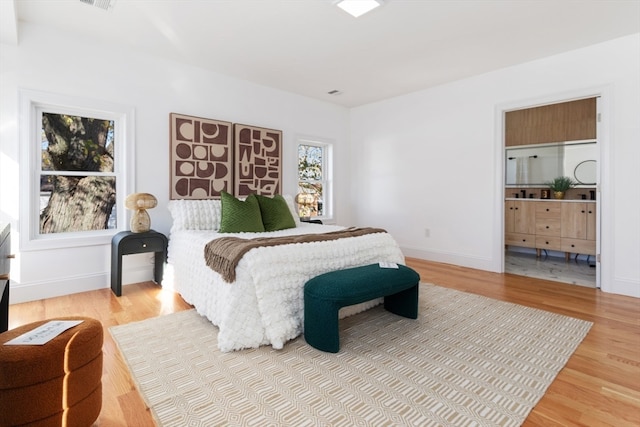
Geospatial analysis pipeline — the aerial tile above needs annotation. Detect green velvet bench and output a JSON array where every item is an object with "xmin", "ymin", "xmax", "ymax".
[{"xmin": 304, "ymin": 263, "xmax": 420, "ymax": 353}]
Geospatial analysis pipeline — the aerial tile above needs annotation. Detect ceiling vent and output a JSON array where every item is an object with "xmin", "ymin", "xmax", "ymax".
[{"xmin": 79, "ymin": 0, "xmax": 116, "ymax": 11}]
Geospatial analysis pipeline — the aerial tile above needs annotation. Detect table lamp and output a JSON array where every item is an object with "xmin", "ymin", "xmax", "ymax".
[{"xmin": 125, "ymin": 193, "xmax": 157, "ymax": 233}]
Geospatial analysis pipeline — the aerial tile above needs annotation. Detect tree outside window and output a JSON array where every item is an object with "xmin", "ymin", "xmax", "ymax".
[
  {"xmin": 297, "ymin": 142, "xmax": 330, "ymax": 218},
  {"xmin": 19, "ymin": 89, "xmax": 134, "ymax": 251},
  {"xmin": 39, "ymin": 113, "xmax": 117, "ymax": 234}
]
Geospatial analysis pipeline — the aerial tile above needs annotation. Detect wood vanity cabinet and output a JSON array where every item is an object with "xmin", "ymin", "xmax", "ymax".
[
  {"xmin": 505, "ymin": 200, "xmax": 536, "ymax": 248},
  {"xmin": 535, "ymin": 203, "xmax": 561, "ymax": 254},
  {"xmin": 561, "ymin": 202, "xmax": 596, "ymax": 257},
  {"xmin": 505, "ymin": 200, "xmax": 596, "ymax": 258}
]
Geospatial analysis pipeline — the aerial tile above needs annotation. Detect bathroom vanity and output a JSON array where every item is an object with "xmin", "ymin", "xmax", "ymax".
[{"xmin": 505, "ymin": 199, "xmax": 596, "ymax": 260}]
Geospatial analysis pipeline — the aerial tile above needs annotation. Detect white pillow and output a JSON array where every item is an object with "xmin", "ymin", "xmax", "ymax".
[
  {"xmin": 168, "ymin": 194, "xmax": 299, "ymax": 233},
  {"xmin": 168, "ymin": 199, "xmax": 222, "ymax": 233},
  {"xmin": 282, "ymin": 194, "xmax": 301, "ymax": 225}
]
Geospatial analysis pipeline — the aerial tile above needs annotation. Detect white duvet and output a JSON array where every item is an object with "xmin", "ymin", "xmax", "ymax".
[{"xmin": 168, "ymin": 223, "xmax": 405, "ymax": 352}]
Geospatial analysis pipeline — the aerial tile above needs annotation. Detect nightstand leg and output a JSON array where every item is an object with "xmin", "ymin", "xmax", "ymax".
[
  {"xmin": 153, "ymin": 251, "xmax": 165, "ymax": 285},
  {"xmin": 111, "ymin": 246, "xmax": 122, "ymax": 297}
]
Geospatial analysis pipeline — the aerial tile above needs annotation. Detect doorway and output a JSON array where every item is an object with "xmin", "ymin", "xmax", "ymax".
[{"xmin": 500, "ymin": 95, "xmax": 601, "ymax": 289}]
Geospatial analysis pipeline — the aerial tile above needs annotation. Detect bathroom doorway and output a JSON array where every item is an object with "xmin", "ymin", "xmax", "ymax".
[{"xmin": 500, "ymin": 95, "xmax": 601, "ymax": 289}]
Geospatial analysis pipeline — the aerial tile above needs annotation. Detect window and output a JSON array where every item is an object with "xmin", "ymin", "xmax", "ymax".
[
  {"xmin": 19, "ymin": 90, "xmax": 134, "ymax": 250},
  {"xmin": 297, "ymin": 139, "xmax": 332, "ymax": 219}
]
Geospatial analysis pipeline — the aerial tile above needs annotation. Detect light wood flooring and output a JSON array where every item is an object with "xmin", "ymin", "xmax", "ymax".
[{"xmin": 7, "ymin": 258, "xmax": 640, "ymax": 427}]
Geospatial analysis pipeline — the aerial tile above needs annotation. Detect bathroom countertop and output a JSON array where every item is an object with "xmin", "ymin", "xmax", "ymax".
[{"xmin": 505, "ymin": 198, "xmax": 596, "ymax": 202}]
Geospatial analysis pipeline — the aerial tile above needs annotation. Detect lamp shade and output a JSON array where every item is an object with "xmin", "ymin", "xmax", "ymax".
[
  {"xmin": 294, "ymin": 193, "xmax": 315, "ymax": 206},
  {"xmin": 125, "ymin": 193, "xmax": 157, "ymax": 233},
  {"xmin": 125, "ymin": 193, "xmax": 158, "ymax": 210},
  {"xmin": 295, "ymin": 193, "xmax": 317, "ymax": 219}
]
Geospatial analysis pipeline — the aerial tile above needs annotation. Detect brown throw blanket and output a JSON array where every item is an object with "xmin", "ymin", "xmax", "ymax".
[{"xmin": 204, "ymin": 227, "xmax": 387, "ymax": 283}]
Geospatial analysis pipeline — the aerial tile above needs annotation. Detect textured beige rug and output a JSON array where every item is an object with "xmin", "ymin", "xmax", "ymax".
[{"xmin": 110, "ymin": 284, "xmax": 592, "ymax": 427}]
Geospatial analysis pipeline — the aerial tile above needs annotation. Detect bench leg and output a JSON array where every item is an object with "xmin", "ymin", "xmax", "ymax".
[
  {"xmin": 304, "ymin": 298, "xmax": 341, "ymax": 353},
  {"xmin": 384, "ymin": 283, "xmax": 419, "ymax": 319}
]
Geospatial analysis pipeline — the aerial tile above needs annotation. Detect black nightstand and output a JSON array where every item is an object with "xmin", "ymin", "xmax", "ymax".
[
  {"xmin": 111, "ymin": 230, "xmax": 168, "ymax": 297},
  {"xmin": 300, "ymin": 218, "xmax": 323, "ymax": 224},
  {"xmin": 1, "ymin": 223, "xmax": 11, "ymax": 333}
]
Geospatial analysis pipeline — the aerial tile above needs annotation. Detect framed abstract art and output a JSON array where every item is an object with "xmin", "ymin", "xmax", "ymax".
[
  {"xmin": 233, "ymin": 124, "xmax": 282, "ymax": 197},
  {"xmin": 169, "ymin": 113, "xmax": 232, "ymax": 199}
]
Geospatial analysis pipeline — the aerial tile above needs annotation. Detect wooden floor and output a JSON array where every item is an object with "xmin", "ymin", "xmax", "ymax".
[{"xmin": 7, "ymin": 258, "xmax": 640, "ymax": 427}]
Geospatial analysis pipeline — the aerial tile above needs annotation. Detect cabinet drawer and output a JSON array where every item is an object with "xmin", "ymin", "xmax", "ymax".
[
  {"xmin": 561, "ymin": 238, "xmax": 596, "ymax": 255},
  {"xmin": 506, "ymin": 233, "xmax": 536, "ymax": 248},
  {"xmin": 535, "ymin": 219, "xmax": 561, "ymax": 236},
  {"xmin": 120, "ymin": 237, "xmax": 165, "ymax": 254},
  {"xmin": 536, "ymin": 203, "xmax": 561, "ymax": 218},
  {"xmin": 535, "ymin": 236, "xmax": 561, "ymax": 251}
]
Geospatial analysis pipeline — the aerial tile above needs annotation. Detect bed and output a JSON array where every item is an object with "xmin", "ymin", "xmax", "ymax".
[{"xmin": 167, "ymin": 195, "xmax": 405, "ymax": 352}]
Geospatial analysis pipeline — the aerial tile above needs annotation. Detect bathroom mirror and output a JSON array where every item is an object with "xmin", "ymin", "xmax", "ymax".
[
  {"xmin": 505, "ymin": 141, "xmax": 597, "ymax": 187},
  {"xmin": 573, "ymin": 160, "xmax": 597, "ymax": 185}
]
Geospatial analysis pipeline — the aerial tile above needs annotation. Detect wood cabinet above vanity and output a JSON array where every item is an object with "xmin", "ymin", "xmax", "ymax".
[{"xmin": 505, "ymin": 98, "xmax": 596, "ymax": 147}]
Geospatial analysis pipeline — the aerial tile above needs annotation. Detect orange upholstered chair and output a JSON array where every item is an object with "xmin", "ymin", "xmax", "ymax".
[{"xmin": 0, "ymin": 317, "xmax": 103, "ymax": 427}]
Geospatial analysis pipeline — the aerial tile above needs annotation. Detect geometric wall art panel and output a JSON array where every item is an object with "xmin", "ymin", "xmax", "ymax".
[
  {"xmin": 170, "ymin": 113, "xmax": 233, "ymax": 199},
  {"xmin": 233, "ymin": 124, "xmax": 282, "ymax": 197}
]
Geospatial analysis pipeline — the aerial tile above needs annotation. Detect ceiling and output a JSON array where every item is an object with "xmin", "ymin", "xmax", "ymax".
[{"xmin": 3, "ymin": 0, "xmax": 639, "ymax": 107}]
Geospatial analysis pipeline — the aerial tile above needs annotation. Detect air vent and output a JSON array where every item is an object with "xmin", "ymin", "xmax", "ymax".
[{"xmin": 79, "ymin": 0, "xmax": 116, "ymax": 11}]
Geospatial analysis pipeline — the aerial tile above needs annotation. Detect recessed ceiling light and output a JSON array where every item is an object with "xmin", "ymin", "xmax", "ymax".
[
  {"xmin": 79, "ymin": 0, "xmax": 116, "ymax": 11},
  {"xmin": 336, "ymin": 0, "xmax": 383, "ymax": 18}
]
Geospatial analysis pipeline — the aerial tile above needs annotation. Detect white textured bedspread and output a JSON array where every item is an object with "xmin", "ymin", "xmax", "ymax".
[{"xmin": 168, "ymin": 223, "xmax": 405, "ymax": 352}]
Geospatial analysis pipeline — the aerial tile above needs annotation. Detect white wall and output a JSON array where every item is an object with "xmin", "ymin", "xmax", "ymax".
[
  {"xmin": 350, "ymin": 34, "xmax": 640, "ymax": 298},
  {"xmin": 0, "ymin": 23, "xmax": 350, "ymax": 303},
  {"xmin": 2, "ymin": 24, "xmax": 638, "ymax": 302}
]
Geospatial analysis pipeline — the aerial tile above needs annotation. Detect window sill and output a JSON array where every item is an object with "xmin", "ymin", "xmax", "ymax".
[{"xmin": 20, "ymin": 230, "xmax": 119, "ymax": 252}]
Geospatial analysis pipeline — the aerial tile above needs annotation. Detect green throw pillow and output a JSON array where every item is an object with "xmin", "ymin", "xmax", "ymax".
[
  {"xmin": 256, "ymin": 194, "xmax": 297, "ymax": 232},
  {"xmin": 219, "ymin": 192, "xmax": 265, "ymax": 233}
]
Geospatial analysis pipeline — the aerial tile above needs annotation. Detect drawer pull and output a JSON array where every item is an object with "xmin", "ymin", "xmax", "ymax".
[
  {"xmin": 546, "ymin": 226, "xmax": 549, "ymax": 229},
  {"xmin": 0, "ymin": 274, "xmax": 8, "ymax": 281},
  {"xmin": 7, "ymin": 254, "xmax": 15, "ymax": 259},
  {"xmin": 142, "ymin": 243, "xmax": 147, "ymax": 248},
  {"xmin": 571, "ymin": 244, "xmax": 575, "ymax": 247}
]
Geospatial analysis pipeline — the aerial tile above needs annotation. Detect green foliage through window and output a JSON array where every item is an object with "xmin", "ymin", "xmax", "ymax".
[{"xmin": 297, "ymin": 144, "xmax": 326, "ymax": 217}]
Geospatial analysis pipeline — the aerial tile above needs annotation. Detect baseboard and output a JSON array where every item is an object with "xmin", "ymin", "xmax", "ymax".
[
  {"xmin": 603, "ymin": 276, "xmax": 640, "ymax": 299},
  {"xmin": 9, "ymin": 265, "xmax": 155, "ymax": 304},
  {"xmin": 401, "ymin": 246, "xmax": 498, "ymax": 273},
  {"xmin": 403, "ymin": 246, "xmax": 638, "ymax": 299}
]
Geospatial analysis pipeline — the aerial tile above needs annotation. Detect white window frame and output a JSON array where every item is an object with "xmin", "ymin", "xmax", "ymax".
[
  {"xmin": 19, "ymin": 89, "xmax": 135, "ymax": 251},
  {"xmin": 296, "ymin": 137, "xmax": 333, "ymax": 221}
]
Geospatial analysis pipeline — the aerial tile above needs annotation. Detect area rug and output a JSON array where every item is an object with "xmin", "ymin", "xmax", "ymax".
[{"xmin": 110, "ymin": 284, "xmax": 592, "ymax": 427}]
